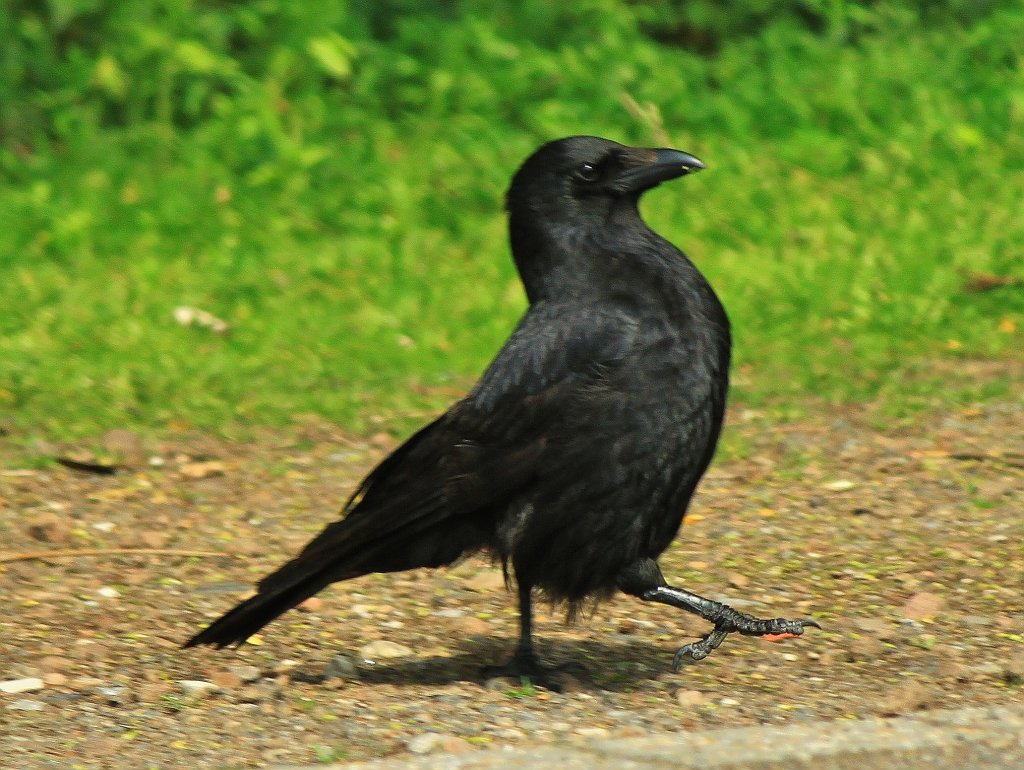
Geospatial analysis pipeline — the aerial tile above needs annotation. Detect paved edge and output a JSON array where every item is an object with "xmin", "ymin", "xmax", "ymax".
[{"xmin": 277, "ymin": 702, "xmax": 1024, "ymax": 770}]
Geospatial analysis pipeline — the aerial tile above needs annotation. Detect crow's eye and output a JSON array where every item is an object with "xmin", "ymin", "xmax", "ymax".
[{"xmin": 575, "ymin": 162, "xmax": 600, "ymax": 182}]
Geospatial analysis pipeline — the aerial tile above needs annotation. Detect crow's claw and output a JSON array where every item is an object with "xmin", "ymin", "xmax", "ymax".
[{"xmin": 673, "ymin": 616, "xmax": 821, "ymax": 668}]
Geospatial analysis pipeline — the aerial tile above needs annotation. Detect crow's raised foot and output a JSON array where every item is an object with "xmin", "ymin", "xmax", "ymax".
[
  {"xmin": 482, "ymin": 650, "xmax": 586, "ymax": 693},
  {"xmin": 673, "ymin": 616, "xmax": 821, "ymax": 669}
]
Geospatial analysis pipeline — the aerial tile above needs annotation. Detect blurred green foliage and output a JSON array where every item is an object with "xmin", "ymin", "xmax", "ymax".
[{"xmin": 0, "ymin": 0, "xmax": 1021, "ymax": 440}]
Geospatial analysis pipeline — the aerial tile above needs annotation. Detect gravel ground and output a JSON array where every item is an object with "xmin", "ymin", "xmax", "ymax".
[{"xmin": 1, "ymin": 394, "xmax": 1022, "ymax": 769}]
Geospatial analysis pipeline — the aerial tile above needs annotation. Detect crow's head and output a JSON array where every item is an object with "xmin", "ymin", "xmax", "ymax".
[
  {"xmin": 506, "ymin": 135, "xmax": 703, "ymax": 225},
  {"xmin": 505, "ymin": 136, "xmax": 704, "ymax": 302}
]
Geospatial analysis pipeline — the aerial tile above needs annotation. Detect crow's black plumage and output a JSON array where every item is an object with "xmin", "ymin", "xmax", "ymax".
[{"xmin": 184, "ymin": 136, "xmax": 817, "ymax": 685}]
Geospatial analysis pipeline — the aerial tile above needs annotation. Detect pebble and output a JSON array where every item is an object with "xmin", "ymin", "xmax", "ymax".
[
  {"xmin": 463, "ymin": 571, "xmax": 506, "ymax": 593},
  {"xmin": 434, "ymin": 608, "xmax": 466, "ymax": 618},
  {"xmin": 136, "ymin": 681, "xmax": 172, "ymax": 703},
  {"xmin": 0, "ymin": 678, "xmax": 44, "ymax": 694},
  {"xmin": 962, "ymin": 615, "xmax": 994, "ymax": 628},
  {"xmin": 102, "ymin": 428, "xmax": 146, "ymax": 466},
  {"xmin": 493, "ymin": 728, "xmax": 525, "ymax": 739},
  {"xmin": 42, "ymin": 672, "xmax": 67, "ymax": 687},
  {"xmin": 298, "ymin": 596, "xmax": 323, "ymax": 612},
  {"xmin": 38, "ymin": 656, "xmax": 74, "ymax": 673},
  {"xmin": 6, "ymin": 699, "xmax": 44, "ymax": 711},
  {"xmin": 97, "ymin": 686, "xmax": 133, "ymax": 706},
  {"xmin": 971, "ymin": 661, "xmax": 1004, "ymax": 679},
  {"xmin": 1003, "ymin": 652, "xmax": 1024, "ymax": 679},
  {"xmin": 178, "ymin": 680, "xmax": 219, "ymax": 697},
  {"xmin": 324, "ymin": 654, "xmax": 359, "ymax": 681},
  {"xmin": 877, "ymin": 680, "xmax": 930, "ymax": 714},
  {"xmin": 854, "ymin": 617, "xmax": 897, "ymax": 640},
  {"xmin": 727, "ymin": 572, "xmax": 750, "ymax": 588},
  {"xmin": 406, "ymin": 733, "xmax": 471, "ymax": 755},
  {"xmin": 359, "ymin": 640, "xmax": 413, "ymax": 661},
  {"xmin": 458, "ymin": 616, "xmax": 490, "ymax": 635},
  {"xmin": 228, "ymin": 665, "xmax": 262, "ymax": 684},
  {"xmin": 675, "ymin": 689, "xmax": 707, "ymax": 707},
  {"xmin": 209, "ymin": 670, "xmax": 243, "ymax": 689},
  {"xmin": 902, "ymin": 591, "xmax": 946, "ymax": 620},
  {"xmin": 26, "ymin": 512, "xmax": 69, "ymax": 544},
  {"xmin": 97, "ymin": 586, "xmax": 120, "ymax": 598}
]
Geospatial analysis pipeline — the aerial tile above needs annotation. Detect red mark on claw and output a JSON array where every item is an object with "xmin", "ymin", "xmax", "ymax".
[{"xmin": 762, "ymin": 632, "xmax": 799, "ymax": 642}]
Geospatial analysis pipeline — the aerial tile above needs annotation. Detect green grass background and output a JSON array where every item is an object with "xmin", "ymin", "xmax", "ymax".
[{"xmin": 1, "ymin": 0, "xmax": 1022, "ymax": 442}]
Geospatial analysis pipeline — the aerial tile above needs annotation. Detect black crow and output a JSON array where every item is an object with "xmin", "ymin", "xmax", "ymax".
[{"xmin": 185, "ymin": 136, "xmax": 818, "ymax": 686}]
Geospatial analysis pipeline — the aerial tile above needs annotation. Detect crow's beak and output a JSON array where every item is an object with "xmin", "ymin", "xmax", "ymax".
[{"xmin": 612, "ymin": 148, "xmax": 705, "ymax": 195}]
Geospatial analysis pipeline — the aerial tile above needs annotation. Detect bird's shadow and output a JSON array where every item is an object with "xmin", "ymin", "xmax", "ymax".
[{"xmin": 315, "ymin": 634, "xmax": 681, "ymax": 692}]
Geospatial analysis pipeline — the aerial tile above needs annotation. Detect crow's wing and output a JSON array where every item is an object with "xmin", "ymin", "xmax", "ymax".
[
  {"xmin": 260, "ymin": 300, "xmax": 641, "ymax": 588},
  {"xmin": 183, "ymin": 301, "xmax": 640, "ymax": 648}
]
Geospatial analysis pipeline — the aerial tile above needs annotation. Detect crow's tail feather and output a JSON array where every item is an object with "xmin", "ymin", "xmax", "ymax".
[{"xmin": 182, "ymin": 570, "xmax": 340, "ymax": 649}]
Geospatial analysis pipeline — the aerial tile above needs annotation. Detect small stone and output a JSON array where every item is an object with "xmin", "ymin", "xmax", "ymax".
[
  {"xmin": 42, "ymin": 672, "xmax": 67, "ymax": 687},
  {"xmin": 440, "ymin": 737, "xmax": 472, "ymax": 753},
  {"xmin": 407, "ymin": 733, "xmax": 446, "ymax": 755},
  {"xmin": 675, "ymin": 689, "xmax": 707, "ymax": 707},
  {"xmin": 178, "ymin": 680, "xmax": 219, "ymax": 697},
  {"xmin": 26, "ymin": 512, "xmax": 69, "ymax": 544},
  {"xmin": 136, "ymin": 681, "xmax": 172, "ymax": 703},
  {"xmin": 574, "ymin": 726, "xmax": 608, "ymax": 737},
  {"xmin": 458, "ymin": 616, "xmax": 490, "ymax": 635},
  {"xmin": 137, "ymin": 530, "xmax": 169, "ymax": 548},
  {"xmin": 102, "ymin": 429, "xmax": 146, "ymax": 467},
  {"xmin": 209, "ymin": 670, "xmax": 243, "ymax": 689},
  {"xmin": 463, "ymin": 570, "xmax": 506, "ymax": 593},
  {"xmin": 324, "ymin": 654, "xmax": 359, "ymax": 681},
  {"xmin": 0, "ymin": 677, "xmax": 44, "ymax": 694},
  {"xmin": 38, "ymin": 656, "xmax": 74, "ymax": 673},
  {"xmin": 877, "ymin": 680, "xmax": 930, "ymax": 715},
  {"xmin": 720, "ymin": 697, "xmax": 740, "ymax": 707},
  {"xmin": 228, "ymin": 665, "xmax": 262, "ymax": 684},
  {"xmin": 97, "ymin": 686, "xmax": 134, "ymax": 706},
  {"xmin": 359, "ymin": 640, "xmax": 413, "ymax": 661},
  {"xmin": 179, "ymin": 460, "xmax": 227, "ymax": 479},
  {"xmin": 70, "ymin": 640, "xmax": 108, "ymax": 662},
  {"xmin": 97, "ymin": 586, "xmax": 120, "ymax": 599},
  {"xmin": 70, "ymin": 677, "xmax": 105, "ymax": 690},
  {"xmin": 1003, "ymin": 652, "xmax": 1024, "ymax": 681},
  {"xmin": 902, "ymin": 592, "xmax": 945, "ymax": 621},
  {"xmin": 854, "ymin": 617, "xmax": 897, "ymax": 641},
  {"xmin": 846, "ymin": 635, "xmax": 884, "ymax": 660},
  {"xmin": 6, "ymin": 699, "xmax": 44, "ymax": 711},
  {"xmin": 298, "ymin": 596, "xmax": 323, "ymax": 612},
  {"xmin": 970, "ymin": 661, "xmax": 1003, "ymax": 680},
  {"xmin": 492, "ymin": 728, "xmax": 525, "ymax": 740},
  {"xmin": 935, "ymin": 656, "xmax": 968, "ymax": 681},
  {"xmin": 727, "ymin": 572, "xmax": 750, "ymax": 589}
]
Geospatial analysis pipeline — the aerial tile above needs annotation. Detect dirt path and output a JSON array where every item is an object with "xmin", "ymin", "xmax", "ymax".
[{"xmin": 1, "ymin": 400, "xmax": 1021, "ymax": 768}]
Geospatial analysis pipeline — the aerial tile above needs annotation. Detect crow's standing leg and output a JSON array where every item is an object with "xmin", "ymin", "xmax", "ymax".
[
  {"xmin": 618, "ymin": 559, "xmax": 819, "ymax": 669},
  {"xmin": 482, "ymin": 578, "xmax": 570, "ymax": 691}
]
